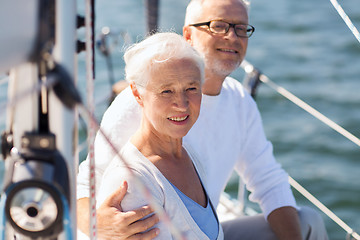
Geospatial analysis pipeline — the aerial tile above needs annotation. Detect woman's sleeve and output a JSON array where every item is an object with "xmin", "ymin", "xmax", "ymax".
[{"xmin": 97, "ymin": 162, "xmax": 173, "ymax": 239}]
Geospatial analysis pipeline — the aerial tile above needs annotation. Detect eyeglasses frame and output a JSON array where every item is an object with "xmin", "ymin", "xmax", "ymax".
[{"xmin": 188, "ymin": 20, "xmax": 255, "ymax": 38}]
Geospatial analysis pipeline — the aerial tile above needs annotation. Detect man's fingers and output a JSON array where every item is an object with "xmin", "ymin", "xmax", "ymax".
[
  {"xmin": 123, "ymin": 205, "xmax": 157, "ymax": 225},
  {"xmin": 96, "ymin": 212, "xmax": 159, "ymax": 240},
  {"xmin": 127, "ymin": 213, "xmax": 160, "ymax": 236},
  {"xmin": 96, "ymin": 181, "xmax": 159, "ymax": 239},
  {"xmin": 128, "ymin": 227, "xmax": 160, "ymax": 240},
  {"xmin": 102, "ymin": 181, "xmax": 128, "ymax": 209}
]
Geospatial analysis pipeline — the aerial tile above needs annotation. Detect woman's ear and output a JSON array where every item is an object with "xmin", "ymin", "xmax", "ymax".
[{"xmin": 130, "ymin": 82, "xmax": 144, "ymax": 107}]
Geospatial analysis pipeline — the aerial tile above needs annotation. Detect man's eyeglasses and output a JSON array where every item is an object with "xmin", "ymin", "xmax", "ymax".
[{"xmin": 189, "ymin": 20, "xmax": 255, "ymax": 38}]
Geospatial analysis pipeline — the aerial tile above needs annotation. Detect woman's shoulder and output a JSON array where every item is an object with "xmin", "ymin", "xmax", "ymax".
[
  {"xmin": 107, "ymin": 141, "xmax": 166, "ymax": 191},
  {"xmin": 104, "ymin": 141, "xmax": 153, "ymax": 177},
  {"xmin": 99, "ymin": 142, "xmax": 165, "ymax": 208}
]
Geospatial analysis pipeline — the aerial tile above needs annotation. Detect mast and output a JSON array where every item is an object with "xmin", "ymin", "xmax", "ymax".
[
  {"xmin": 0, "ymin": 0, "xmax": 78, "ymax": 239},
  {"xmin": 145, "ymin": 0, "xmax": 159, "ymax": 34},
  {"xmin": 51, "ymin": 0, "xmax": 78, "ymax": 238}
]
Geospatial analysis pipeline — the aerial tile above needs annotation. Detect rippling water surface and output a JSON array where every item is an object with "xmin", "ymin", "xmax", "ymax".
[{"xmin": 1, "ymin": 0, "xmax": 359, "ymax": 239}]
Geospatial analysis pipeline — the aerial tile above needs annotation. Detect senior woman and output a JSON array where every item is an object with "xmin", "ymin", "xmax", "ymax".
[{"xmin": 95, "ymin": 32, "xmax": 223, "ymax": 240}]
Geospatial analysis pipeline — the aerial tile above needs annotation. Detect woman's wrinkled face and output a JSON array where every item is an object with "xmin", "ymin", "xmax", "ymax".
[{"xmin": 140, "ymin": 58, "xmax": 202, "ymax": 139}]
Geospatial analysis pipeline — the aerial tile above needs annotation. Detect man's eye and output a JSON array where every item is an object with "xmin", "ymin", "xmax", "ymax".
[
  {"xmin": 212, "ymin": 25, "xmax": 225, "ymax": 30},
  {"xmin": 235, "ymin": 26, "xmax": 246, "ymax": 32}
]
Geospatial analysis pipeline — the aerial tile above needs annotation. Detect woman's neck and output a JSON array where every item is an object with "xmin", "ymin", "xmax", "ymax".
[{"xmin": 130, "ymin": 126, "xmax": 184, "ymax": 161}]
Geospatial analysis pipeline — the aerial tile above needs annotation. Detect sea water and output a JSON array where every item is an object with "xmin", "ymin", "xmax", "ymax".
[{"xmin": 1, "ymin": 0, "xmax": 359, "ymax": 239}]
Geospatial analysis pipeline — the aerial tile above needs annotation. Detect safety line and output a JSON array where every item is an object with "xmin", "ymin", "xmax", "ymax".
[
  {"xmin": 241, "ymin": 60, "xmax": 360, "ymax": 238},
  {"xmin": 260, "ymin": 73, "xmax": 360, "ymax": 148},
  {"xmin": 289, "ymin": 176, "xmax": 360, "ymax": 240},
  {"xmin": 241, "ymin": 60, "xmax": 360, "ymax": 148},
  {"xmin": 85, "ymin": 0, "xmax": 97, "ymax": 238},
  {"xmin": 329, "ymin": 0, "xmax": 360, "ymax": 44}
]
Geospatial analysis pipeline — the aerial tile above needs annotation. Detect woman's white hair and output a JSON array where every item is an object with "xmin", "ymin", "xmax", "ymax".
[
  {"xmin": 184, "ymin": 0, "xmax": 250, "ymax": 26},
  {"xmin": 124, "ymin": 32, "xmax": 205, "ymax": 91}
]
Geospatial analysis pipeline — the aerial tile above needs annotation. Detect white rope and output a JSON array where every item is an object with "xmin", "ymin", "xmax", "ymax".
[
  {"xmin": 85, "ymin": 0, "xmax": 97, "ymax": 238},
  {"xmin": 241, "ymin": 60, "xmax": 360, "ymax": 148},
  {"xmin": 241, "ymin": 60, "xmax": 360, "ymax": 238},
  {"xmin": 329, "ymin": 0, "xmax": 360, "ymax": 44},
  {"xmin": 289, "ymin": 177, "xmax": 360, "ymax": 240},
  {"xmin": 260, "ymin": 74, "xmax": 360, "ymax": 148}
]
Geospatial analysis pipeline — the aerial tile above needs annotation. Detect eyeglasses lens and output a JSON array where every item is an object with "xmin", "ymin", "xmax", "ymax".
[{"xmin": 209, "ymin": 21, "xmax": 253, "ymax": 38}]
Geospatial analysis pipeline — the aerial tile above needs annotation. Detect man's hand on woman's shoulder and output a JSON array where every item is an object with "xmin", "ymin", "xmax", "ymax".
[{"xmin": 77, "ymin": 181, "xmax": 160, "ymax": 240}]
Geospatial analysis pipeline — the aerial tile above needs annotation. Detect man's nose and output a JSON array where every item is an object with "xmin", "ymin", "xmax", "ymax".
[{"xmin": 225, "ymin": 26, "xmax": 238, "ymax": 39}]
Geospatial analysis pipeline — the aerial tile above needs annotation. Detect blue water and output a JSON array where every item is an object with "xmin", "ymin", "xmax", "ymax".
[{"xmin": 1, "ymin": 0, "xmax": 360, "ymax": 239}]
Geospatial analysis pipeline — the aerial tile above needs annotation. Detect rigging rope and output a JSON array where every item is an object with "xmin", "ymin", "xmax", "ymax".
[
  {"xmin": 241, "ymin": 60, "xmax": 360, "ymax": 148},
  {"xmin": 289, "ymin": 177, "xmax": 360, "ymax": 240},
  {"xmin": 85, "ymin": 0, "xmax": 97, "ymax": 238},
  {"xmin": 329, "ymin": 0, "xmax": 360, "ymax": 44},
  {"xmin": 241, "ymin": 60, "xmax": 360, "ymax": 238}
]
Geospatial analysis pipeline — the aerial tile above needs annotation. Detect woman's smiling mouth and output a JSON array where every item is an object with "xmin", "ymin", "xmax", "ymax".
[{"xmin": 168, "ymin": 115, "xmax": 189, "ymax": 122}]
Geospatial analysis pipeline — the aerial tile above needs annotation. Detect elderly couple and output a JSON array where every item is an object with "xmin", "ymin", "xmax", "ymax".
[{"xmin": 77, "ymin": 0, "xmax": 328, "ymax": 239}]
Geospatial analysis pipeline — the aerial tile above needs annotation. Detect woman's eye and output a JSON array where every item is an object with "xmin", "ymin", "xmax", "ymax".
[
  {"xmin": 161, "ymin": 90, "xmax": 172, "ymax": 94},
  {"xmin": 186, "ymin": 87, "xmax": 198, "ymax": 92}
]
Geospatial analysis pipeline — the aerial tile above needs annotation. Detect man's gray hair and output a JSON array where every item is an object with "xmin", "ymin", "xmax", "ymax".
[
  {"xmin": 184, "ymin": 0, "xmax": 250, "ymax": 26},
  {"xmin": 124, "ymin": 32, "xmax": 205, "ymax": 90}
]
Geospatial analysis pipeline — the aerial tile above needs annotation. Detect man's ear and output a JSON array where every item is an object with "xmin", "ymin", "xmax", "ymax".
[
  {"xmin": 130, "ymin": 82, "xmax": 144, "ymax": 107},
  {"xmin": 183, "ymin": 26, "xmax": 193, "ymax": 44}
]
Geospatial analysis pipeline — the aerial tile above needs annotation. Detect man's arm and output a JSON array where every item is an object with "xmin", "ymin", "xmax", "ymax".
[
  {"xmin": 267, "ymin": 206, "xmax": 302, "ymax": 240},
  {"xmin": 77, "ymin": 182, "xmax": 160, "ymax": 240}
]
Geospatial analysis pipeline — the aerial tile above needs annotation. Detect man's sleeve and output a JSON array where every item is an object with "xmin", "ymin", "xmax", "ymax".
[{"xmin": 235, "ymin": 93, "xmax": 297, "ymax": 219}]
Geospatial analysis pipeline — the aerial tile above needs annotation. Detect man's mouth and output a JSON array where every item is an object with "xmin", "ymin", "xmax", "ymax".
[
  {"xmin": 218, "ymin": 48, "xmax": 238, "ymax": 53},
  {"xmin": 168, "ymin": 115, "xmax": 189, "ymax": 122}
]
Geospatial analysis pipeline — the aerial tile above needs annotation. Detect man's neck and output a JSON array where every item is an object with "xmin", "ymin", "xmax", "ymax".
[{"xmin": 202, "ymin": 73, "xmax": 226, "ymax": 96}]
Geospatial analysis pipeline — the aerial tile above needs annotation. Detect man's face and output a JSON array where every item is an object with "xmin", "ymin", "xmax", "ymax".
[{"xmin": 185, "ymin": 0, "xmax": 249, "ymax": 78}]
